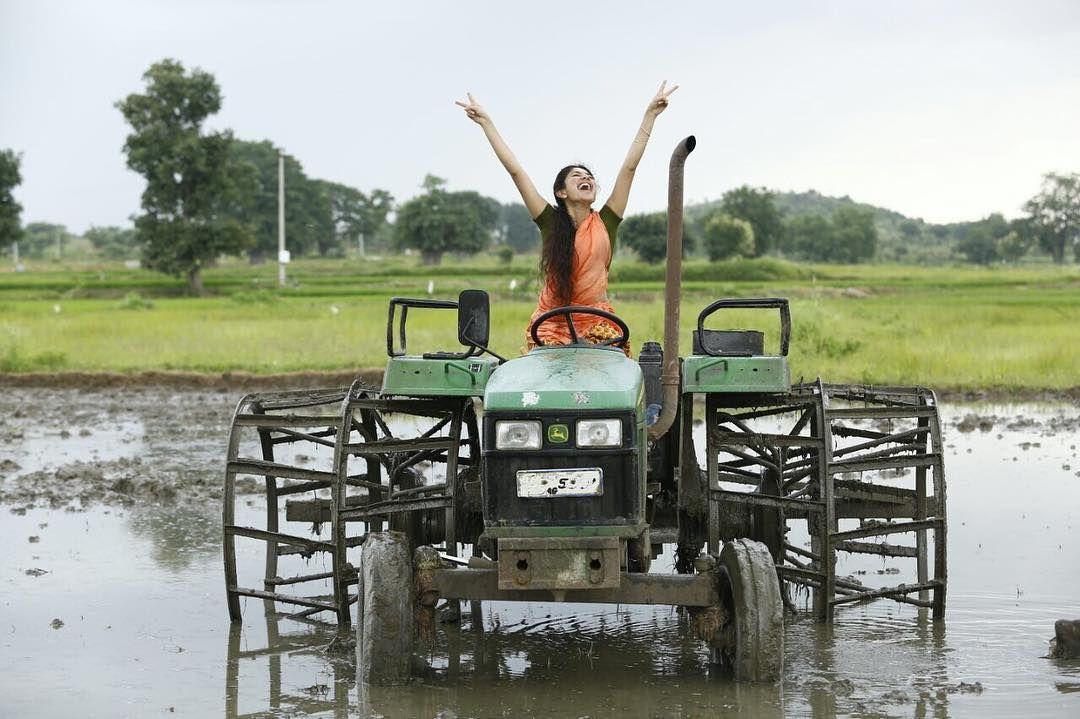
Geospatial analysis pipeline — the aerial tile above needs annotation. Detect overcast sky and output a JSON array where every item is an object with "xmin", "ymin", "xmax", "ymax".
[{"xmin": 2, "ymin": 0, "xmax": 1079, "ymax": 233}]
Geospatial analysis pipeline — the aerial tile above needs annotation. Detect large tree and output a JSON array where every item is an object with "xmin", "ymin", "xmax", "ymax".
[
  {"xmin": 497, "ymin": 202, "xmax": 539, "ymax": 253},
  {"xmin": 781, "ymin": 209, "xmax": 877, "ymax": 263},
  {"xmin": 393, "ymin": 175, "xmax": 498, "ymax": 265},
  {"xmin": 21, "ymin": 222, "xmax": 76, "ymax": 259},
  {"xmin": 1023, "ymin": 172, "xmax": 1080, "ymax": 264},
  {"xmin": 783, "ymin": 214, "xmax": 832, "ymax": 260},
  {"xmin": 621, "ymin": 212, "xmax": 667, "ymax": 263},
  {"xmin": 319, "ymin": 182, "xmax": 393, "ymax": 255},
  {"xmin": 0, "ymin": 149, "xmax": 23, "ymax": 252},
  {"xmin": 720, "ymin": 185, "xmax": 783, "ymax": 257},
  {"xmin": 621, "ymin": 211, "xmax": 694, "ymax": 263},
  {"xmin": 703, "ymin": 212, "xmax": 754, "ymax": 261},
  {"xmin": 117, "ymin": 59, "xmax": 252, "ymax": 291},
  {"xmin": 229, "ymin": 140, "xmax": 350, "ymax": 260},
  {"xmin": 85, "ymin": 225, "xmax": 138, "ymax": 260},
  {"xmin": 956, "ymin": 213, "xmax": 1010, "ymax": 265},
  {"xmin": 830, "ymin": 206, "xmax": 878, "ymax": 263}
]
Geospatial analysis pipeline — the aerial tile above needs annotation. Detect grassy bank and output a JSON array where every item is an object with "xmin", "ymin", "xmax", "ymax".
[{"xmin": 1, "ymin": 258, "xmax": 1077, "ymax": 390}]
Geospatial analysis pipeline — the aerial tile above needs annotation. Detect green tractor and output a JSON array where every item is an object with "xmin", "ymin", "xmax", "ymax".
[{"xmin": 223, "ymin": 137, "xmax": 947, "ymax": 685}]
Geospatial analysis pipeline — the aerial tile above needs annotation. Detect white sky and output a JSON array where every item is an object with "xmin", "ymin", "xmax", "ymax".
[{"xmin": 2, "ymin": 0, "xmax": 1079, "ymax": 233}]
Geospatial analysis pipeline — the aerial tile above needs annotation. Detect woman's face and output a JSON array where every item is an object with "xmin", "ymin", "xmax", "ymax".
[{"xmin": 557, "ymin": 167, "xmax": 597, "ymax": 204}]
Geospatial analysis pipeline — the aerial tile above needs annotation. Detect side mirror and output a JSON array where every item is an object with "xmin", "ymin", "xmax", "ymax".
[{"xmin": 457, "ymin": 289, "xmax": 490, "ymax": 349}]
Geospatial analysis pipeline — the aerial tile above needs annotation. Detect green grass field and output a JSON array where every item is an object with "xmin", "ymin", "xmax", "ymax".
[{"xmin": 1, "ymin": 256, "xmax": 1077, "ymax": 390}]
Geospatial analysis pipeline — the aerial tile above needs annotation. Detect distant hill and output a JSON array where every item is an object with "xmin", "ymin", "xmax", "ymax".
[{"xmin": 687, "ymin": 190, "xmax": 973, "ymax": 263}]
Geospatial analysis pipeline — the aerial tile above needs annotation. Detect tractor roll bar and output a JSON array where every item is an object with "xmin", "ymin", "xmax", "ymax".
[
  {"xmin": 697, "ymin": 297, "xmax": 791, "ymax": 356},
  {"xmin": 649, "ymin": 135, "xmax": 696, "ymax": 442}
]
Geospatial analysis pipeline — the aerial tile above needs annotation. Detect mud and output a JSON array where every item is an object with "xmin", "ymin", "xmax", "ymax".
[
  {"xmin": 1052, "ymin": 620, "xmax": 1080, "ymax": 659},
  {"xmin": 952, "ymin": 410, "xmax": 1080, "ymax": 435},
  {"xmin": 0, "ymin": 370, "xmax": 1076, "ymax": 403},
  {"xmin": 2, "ymin": 384, "xmax": 1077, "ymax": 515},
  {"xmin": 0, "ymin": 386, "xmax": 263, "ymax": 511},
  {"xmin": 1, "ymin": 388, "xmax": 1079, "ymax": 717},
  {"xmin": 0, "ymin": 370, "xmax": 380, "ymax": 392}
]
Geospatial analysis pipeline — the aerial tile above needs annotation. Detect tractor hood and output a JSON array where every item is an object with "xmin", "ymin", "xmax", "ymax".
[{"xmin": 484, "ymin": 347, "xmax": 643, "ymax": 412}]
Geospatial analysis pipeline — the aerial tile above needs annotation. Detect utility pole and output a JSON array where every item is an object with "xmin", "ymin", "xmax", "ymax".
[
  {"xmin": 358, "ymin": 232, "xmax": 365, "ymax": 257},
  {"xmin": 277, "ymin": 150, "xmax": 288, "ymax": 286},
  {"xmin": 12, "ymin": 241, "xmax": 21, "ymax": 271}
]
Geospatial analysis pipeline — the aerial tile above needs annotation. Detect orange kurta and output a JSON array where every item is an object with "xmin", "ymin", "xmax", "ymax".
[{"xmin": 526, "ymin": 210, "xmax": 618, "ymax": 347}]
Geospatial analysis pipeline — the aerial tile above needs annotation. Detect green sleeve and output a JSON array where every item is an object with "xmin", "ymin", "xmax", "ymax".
[
  {"xmin": 599, "ymin": 204, "xmax": 623, "ymax": 253},
  {"xmin": 533, "ymin": 204, "xmax": 555, "ymax": 237}
]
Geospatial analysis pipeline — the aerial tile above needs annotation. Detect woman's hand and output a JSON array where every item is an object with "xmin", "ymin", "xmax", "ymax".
[
  {"xmin": 455, "ymin": 92, "xmax": 491, "ymax": 126},
  {"xmin": 645, "ymin": 80, "xmax": 679, "ymax": 118}
]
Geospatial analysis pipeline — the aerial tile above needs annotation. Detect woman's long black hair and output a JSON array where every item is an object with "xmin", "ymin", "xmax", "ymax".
[{"xmin": 540, "ymin": 164, "xmax": 593, "ymax": 306}]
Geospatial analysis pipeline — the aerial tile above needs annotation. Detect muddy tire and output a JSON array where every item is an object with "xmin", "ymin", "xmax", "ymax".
[
  {"xmin": 715, "ymin": 538, "xmax": 784, "ymax": 681},
  {"xmin": 357, "ymin": 532, "xmax": 413, "ymax": 685}
]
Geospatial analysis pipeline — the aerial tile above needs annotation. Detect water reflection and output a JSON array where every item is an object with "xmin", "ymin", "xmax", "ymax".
[
  {"xmin": 222, "ymin": 598, "xmax": 793, "ymax": 718},
  {"xmin": 126, "ymin": 504, "xmax": 221, "ymax": 571},
  {"xmin": 225, "ymin": 605, "xmax": 352, "ymax": 718}
]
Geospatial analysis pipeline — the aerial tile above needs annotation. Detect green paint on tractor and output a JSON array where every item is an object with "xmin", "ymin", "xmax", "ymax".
[
  {"xmin": 681, "ymin": 355, "xmax": 791, "ymax": 394},
  {"xmin": 381, "ymin": 356, "xmax": 498, "ymax": 397}
]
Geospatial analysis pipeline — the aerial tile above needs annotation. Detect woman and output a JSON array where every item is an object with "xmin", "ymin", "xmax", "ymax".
[{"xmin": 456, "ymin": 82, "xmax": 678, "ymax": 355}]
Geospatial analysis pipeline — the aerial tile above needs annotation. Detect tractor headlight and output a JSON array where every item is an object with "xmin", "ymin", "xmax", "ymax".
[
  {"xmin": 576, "ymin": 418, "xmax": 622, "ymax": 448},
  {"xmin": 494, "ymin": 420, "xmax": 542, "ymax": 450}
]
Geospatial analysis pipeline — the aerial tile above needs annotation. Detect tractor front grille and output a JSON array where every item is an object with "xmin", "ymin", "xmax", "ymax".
[{"xmin": 482, "ymin": 411, "xmax": 642, "ymax": 527}]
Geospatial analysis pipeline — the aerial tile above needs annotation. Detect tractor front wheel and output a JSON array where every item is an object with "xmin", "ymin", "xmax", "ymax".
[
  {"xmin": 357, "ymin": 532, "xmax": 414, "ymax": 685},
  {"xmin": 712, "ymin": 538, "xmax": 784, "ymax": 681}
]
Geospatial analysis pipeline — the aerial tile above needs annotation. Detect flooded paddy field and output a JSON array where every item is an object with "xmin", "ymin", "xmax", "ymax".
[{"xmin": 1, "ymin": 386, "xmax": 1078, "ymax": 717}]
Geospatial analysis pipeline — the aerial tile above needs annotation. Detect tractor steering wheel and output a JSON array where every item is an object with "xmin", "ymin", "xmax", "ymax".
[{"xmin": 529, "ymin": 305, "xmax": 630, "ymax": 349}]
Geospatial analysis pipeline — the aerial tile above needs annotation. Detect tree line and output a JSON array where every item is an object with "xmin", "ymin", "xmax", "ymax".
[{"xmin": 1, "ymin": 59, "xmax": 1078, "ymax": 290}]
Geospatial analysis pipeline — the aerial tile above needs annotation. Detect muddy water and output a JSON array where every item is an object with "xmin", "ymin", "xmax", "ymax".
[{"xmin": 1, "ymin": 388, "xmax": 1078, "ymax": 717}]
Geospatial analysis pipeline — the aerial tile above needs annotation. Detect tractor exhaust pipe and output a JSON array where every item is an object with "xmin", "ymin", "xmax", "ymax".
[{"xmin": 648, "ymin": 135, "xmax": 696, "ymax": 442}]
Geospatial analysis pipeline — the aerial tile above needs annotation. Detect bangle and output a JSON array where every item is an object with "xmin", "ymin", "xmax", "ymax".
[{"xmin": 638, "ymin": 126, "xmax": 651, "ymax": 138}]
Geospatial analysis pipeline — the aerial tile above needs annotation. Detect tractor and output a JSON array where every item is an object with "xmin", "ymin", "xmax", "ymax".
[{"xmin": 223, "ymin": 137, "xmax": 947, "ymax": 685}]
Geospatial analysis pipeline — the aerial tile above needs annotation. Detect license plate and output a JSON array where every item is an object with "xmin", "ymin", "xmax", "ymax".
[{"xmin": 517, "ymin": 468, "xmax": 603, "ymax": 498}]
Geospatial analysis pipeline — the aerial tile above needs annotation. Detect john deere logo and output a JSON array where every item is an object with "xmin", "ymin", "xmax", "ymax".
[{"xmin": 547, "ymin": 424, "xmax": 569, "ymax": 444}]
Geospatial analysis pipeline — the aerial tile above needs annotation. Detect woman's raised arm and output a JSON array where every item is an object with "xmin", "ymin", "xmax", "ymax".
[
  {"xmin": 605, "ymin": 81, "xmax": 679, "ymax": 218},
  {"xmin": 456, "ymin": 93, "xmax": 547, "ymax": 219}
]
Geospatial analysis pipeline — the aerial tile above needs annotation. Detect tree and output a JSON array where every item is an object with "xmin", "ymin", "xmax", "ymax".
[
  {"xmin": 784, "ymin": 214, "xmax": 832, "ymax": 260},
  {"xmin": 85, "ymin": 225, "xmax": 139, "ymax": 260},
  {"xmin": 0, "ymin": 149, "xmax": 23, "ymax": 251},
  {"xmin": 621, "ymin": 211, "xmax": 694, "ymax": 263},
  {"xmin": 21, "ymin": 222, "xmax": 75, "ymax": 259},
  {"xmin": 831, "ymin": 206, "xmax": 878, "ymax": 263},
  {"xmin": 956, "ymin": 213, "xmax": 1010, "ymax": 265},
  {"xmin": 720, "ymin": 185, "xmax": 783, "ymax": 256},
  {"xmin": 497, "ymin": 202, "xmax": 539, "ymax": 253},
  {"xmin": 703, "ymin": 212, "xmax": 754, "ymax": 261},
  {"xmin": 393, "ymin": 175, "xmax": 498, "ymax": 265},
  {"xmin": 996, "ymin": 230, "xmax": 1031, "ymax": 264},
  {"xmin": 321, "ymin": 184, "xmax": 393, "ymax": 255},
  {"xmin": 116, "ymin": 59, "xmax": 252, "ymax": 292},
  {"xmin": 898, "ymin": 219, "xmax": 922, "ymax": 242},
  {"xmin": 1023, "ymin": 172, "xmax": 1080, "ymax": 264},
  {"xmin": 621, "ymin": 212, "xmax": 667, "ymax": 263},
  {"xmin": 229, "ymin": 140, "xmax": 335, "ymax": 261}
]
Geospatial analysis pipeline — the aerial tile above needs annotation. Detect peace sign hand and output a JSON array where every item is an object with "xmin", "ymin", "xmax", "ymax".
[
  {"xmin": 455, "ymin": 92, "xmax": 491, "ymax": 126},
  {"xmin": 645, "ymin": 80, "xmax": 679, "ymax": 118}
]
